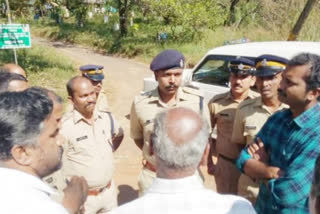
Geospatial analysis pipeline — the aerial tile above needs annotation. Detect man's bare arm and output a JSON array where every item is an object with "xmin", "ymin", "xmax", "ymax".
[{"xmin": 243, "ymin": 158, "xmax": 282, "ymax": 179}]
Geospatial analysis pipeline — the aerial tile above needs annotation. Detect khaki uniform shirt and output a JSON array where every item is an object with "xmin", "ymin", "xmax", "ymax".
[
  {"xmin": 60, "ymin": 109, "xmax": 123, "ymax": 189},
  {"xmin": 65, "ymin": 89, "xmax": 109, "ymax": 113},
  {"xmin": 232, "ymin": 97, "xmax": 288, "ymax": 145},
  {"xmin": 130, "ymin": 87, "xmax": 211, "ymax": 166},
  {"xmin": 208, "ymin": 90, "xmax": 259, "ymax": 159}
]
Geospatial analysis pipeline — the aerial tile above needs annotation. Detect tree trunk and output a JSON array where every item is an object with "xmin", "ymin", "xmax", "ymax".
[
  {"xmin": 118, "ymin": 0, "xmax": 129, "ymax": 37},
  {"xmin": 287, "ymin": 0, "xmax": 316, "ymax": 41},
  {"xmin": 224, "ymin": 0, "xmax": 240, "ymax": 26}
]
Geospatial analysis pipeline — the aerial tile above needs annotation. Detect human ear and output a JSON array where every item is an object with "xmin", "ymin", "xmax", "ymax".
[
  {"xmin": 306, "ymin": 88, "xmax": 320, "ymax": 102},
  {"xmin": 250, "ymin": 76, "xmax": 256, "ymax": 87},
  {"xmin": 11, "ymin": 145, "xmax": 33, "ymax": 166}
]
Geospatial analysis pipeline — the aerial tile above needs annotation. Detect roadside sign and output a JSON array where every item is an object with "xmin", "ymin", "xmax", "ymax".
[{"xmin": 0, "ymin": 24, "xmax": 31, "ymax": 49}]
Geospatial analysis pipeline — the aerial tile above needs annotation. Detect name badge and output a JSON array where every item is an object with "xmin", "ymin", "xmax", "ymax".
[
  {"xmin": 45, "ymin": 177, "xmax": 53, "ymax": 184},
  {"xmin": 245, "ymin": 126, "xmax": 256, "ymax": 130},
  {"xmin": 76, "ymin": 135, "xmax": 88, "ymax": 142},
  {"xmin": 219, "ymin": 113, "xmax": 229, "ymax": 117}
]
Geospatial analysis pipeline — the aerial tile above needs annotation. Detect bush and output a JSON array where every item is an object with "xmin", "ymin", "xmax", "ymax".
[{"xmin": 0, "ymin": 44, "xmax": 77, "ymax": 100}]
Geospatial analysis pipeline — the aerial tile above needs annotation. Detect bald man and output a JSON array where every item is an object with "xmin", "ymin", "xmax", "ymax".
[
  {"xmin": 111, "ymin": 107, "xmax": 255, "ymax": 214},
  {"xmin": 0, "ymin": 72, "xmax": 28, "ymax": 93},
  {"xmin": 1, "ymin": 63, "xmax": 27, "ymax": 79},
  {"xmin": 60, "ymin": 76, "xmax": 124, "ymax": 214}
]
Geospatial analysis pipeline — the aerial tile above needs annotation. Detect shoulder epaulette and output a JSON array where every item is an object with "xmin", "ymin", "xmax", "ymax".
[
  {"xmin": 238, "ymin": 98, "xmax": 257, "ymax": 110},
  {"xmin": 61, "ymin": 111, "xmax": 73, "ymax": 123},
  {"xmin": 182, "ymin": 86, "xmax": 203, "ymax": 97},
  {"xmin": 210, "ymin": 91, "xmax": 229, "ymax": 103},
  {"xmin": 134, "ymin": 89, "xmax": 154, "ymax": 104}
]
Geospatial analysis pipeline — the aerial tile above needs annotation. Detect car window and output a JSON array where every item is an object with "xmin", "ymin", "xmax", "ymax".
[{"xmin": 192, "ymin": 55, "xmax": 255, "ymax": 87}]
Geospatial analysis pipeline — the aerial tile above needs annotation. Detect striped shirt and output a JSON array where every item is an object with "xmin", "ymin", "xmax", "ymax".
[{"xmin": 236, "ymin": 104, "xmax": 320, "ymax": 214}]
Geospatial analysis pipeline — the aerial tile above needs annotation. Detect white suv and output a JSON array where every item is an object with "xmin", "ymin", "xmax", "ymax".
[{"xmin": 143, "ymin": 41, "xmax": 320, "ymax": 101}]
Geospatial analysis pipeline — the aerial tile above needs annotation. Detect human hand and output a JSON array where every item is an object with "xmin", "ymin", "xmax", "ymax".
[
  {"xmin": 248, "ymin": 137, "xmax": 268, "ymax": 163},
  {"xmin": 62, "ymin": 176, "xmax": 88, "ymax": 214},
  {"xmin": 266, "ymin": 166, "xmax": 283, "ymax": 179}
]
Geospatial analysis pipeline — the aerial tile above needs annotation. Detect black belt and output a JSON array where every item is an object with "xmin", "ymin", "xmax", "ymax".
[{"xmin": 219, "ymin": 154, "xmax": 236, "ymax": 163}]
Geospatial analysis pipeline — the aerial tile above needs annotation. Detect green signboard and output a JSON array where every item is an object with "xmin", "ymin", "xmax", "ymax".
[{"xmin": 0, "ymin": 24, "xmax": 31, "ymax": 49}]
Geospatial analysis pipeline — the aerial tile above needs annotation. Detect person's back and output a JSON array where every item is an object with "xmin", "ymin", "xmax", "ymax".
[
  {"xmin": 112, "ymin": 175, "xmax": 255, "ymax": 214},
  {"xmin": 111, "ymin": 107, "xmax": 255, "ymax": 214}
]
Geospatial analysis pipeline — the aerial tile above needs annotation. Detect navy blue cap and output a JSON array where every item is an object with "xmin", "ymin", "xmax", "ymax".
[
  {"xmin": 80, "ymin": 64, "xmax": 104, "ymax": 81},
  {"xmin": 229, "ymin": 57, "xmax": 255, "ymax": 75},
  {"xmin": 150, "ymin": 49, "xmax": 185, "ymax": 72},
  {"xmin": 255, "ymin": 55, "xmax": 288, "ymax": 77}
]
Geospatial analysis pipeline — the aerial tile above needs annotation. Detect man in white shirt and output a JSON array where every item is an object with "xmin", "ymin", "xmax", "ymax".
[
  {"xmin": 0, "ymin": 88, "xmax": 87, "ymax": 214},
  {"xmin": 111, "ymin": 107, "xmax": 256, "ymax": 214}
]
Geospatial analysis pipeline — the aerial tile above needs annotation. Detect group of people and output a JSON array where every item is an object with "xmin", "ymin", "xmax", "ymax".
[
  {"xmin": 208, "ymin": 52, "xmax": 320, "ymax": 214},
  {"xmin": 0, "ymin": 49, "xmax": 320, "ymax": 214}
]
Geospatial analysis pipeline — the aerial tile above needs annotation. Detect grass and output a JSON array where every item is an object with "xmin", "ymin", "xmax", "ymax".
[
  {"xmin": 0, "ymin": 44, "xmax": 77, "ymax": 102},
  {"xmin": 28, "ymin": 14, "xmax": 319, "ymax": 67}
]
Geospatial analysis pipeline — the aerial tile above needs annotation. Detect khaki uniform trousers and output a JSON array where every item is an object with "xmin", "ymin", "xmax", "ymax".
[
  {"xmin": 238, "ymin": 174, "xmax": 259, "ymax": 204},
  {"xmin": 84, "ymin": 180, "xmax": 117, "ymax": 214},
  {"xmin": 214, "ymin": 155, "xmax": 240, "ymax": 194}
]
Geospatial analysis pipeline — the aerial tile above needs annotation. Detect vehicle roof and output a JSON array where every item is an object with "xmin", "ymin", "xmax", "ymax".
[{"xmin": 206, "ymin": 41, "xmax": 320, "ymax": 59}]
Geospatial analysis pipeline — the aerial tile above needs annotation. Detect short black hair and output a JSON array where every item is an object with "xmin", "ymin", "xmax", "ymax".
[
  {"xmin": 288, "ymin": 53, "xmax": 320, "ymax": 91},
  {"xmin": 0, "ymin": 72, "xmax": 27, "ymax": 93},
  {"xmin": 0, "ymin": 87, "xmax": 53, "ymax": 160}
]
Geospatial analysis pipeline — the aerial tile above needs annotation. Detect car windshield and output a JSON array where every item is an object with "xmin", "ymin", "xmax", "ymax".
[{"xmin": 192, "ymin": 55, "xmax": 255, "ymax": 87}]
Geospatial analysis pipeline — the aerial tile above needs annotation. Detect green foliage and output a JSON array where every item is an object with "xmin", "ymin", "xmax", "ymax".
[
  {"xmin": 231, "ymin": 1, "xmax": 261, "ymax": 27},
  {"xmin": 142, "ymin": 0, "xmax": 226, "ymax": 42},
  {"xmin": 0, "ymin": 44, "xmax": 76, "ymax": 99},
  {"xmin": 0, "ymin": 0, "xmax": 30, "ymax": 18},
  {"xmin": 66, "ymin": 0, "xmax": 88, "ymax": 27}
]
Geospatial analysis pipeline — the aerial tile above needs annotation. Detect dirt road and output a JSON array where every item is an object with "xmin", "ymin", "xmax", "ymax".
[{"xmin": 34, "ymin": 38, "xmax": 216, "ymax": 205}]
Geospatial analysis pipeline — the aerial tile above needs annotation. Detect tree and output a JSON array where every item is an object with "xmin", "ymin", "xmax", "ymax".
[
  {"xmin": 224, "ymin": 0, "xmax": 240, "ymax": 26},
  {"xmin": 287, "ymin": 0, "xmax": 317, "ymax": 41},
  {"xmin": 66, "ymin": 0, "xmax": 88, "ymax": 27},
  {"xmin": 1, "ymin": 0, "xmax": 30, "ymax": 18},
  {"xmin": 110, "ymin": 0, "xmax": 137, "ymax": 36},
  {"xmin": 142, "ymin": 0, "xmax": 225, "ymax": 41}
]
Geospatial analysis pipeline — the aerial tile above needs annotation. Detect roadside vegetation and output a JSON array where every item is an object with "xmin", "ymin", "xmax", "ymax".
[
  {"xmin": 0, "ymin": 44, "xmax": 77, "ymax": 100},
  {"xmin": 1, "ymin": 0, "xmax": 320, "ymax": 66}
]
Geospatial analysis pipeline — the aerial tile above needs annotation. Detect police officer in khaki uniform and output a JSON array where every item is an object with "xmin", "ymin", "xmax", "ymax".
[
  {"xmin": 66, "ymin": 65, "xmax": 109, "ymax": 113},
  {"xmin": 60, "ymin": 76, "xmax": 124, "ymax": 214},
  {"xmin": 232, "ymin": 55, "xmax": 288, "ymax": 203},
  {"xmin": 130, "ymin": 49, "xmax": 210, "ymax": 195},
  {"xmin": 208, "ymin": 57, "xmax": 259, "ymax": 194}
]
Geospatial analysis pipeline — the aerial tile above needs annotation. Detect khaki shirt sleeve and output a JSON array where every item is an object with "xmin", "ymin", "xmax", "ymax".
[
  {"xmin": 130, "ymin": 101, "xmax": 143, "ymax": 140},
  {"xmin": 231, "ymin": 107, "xmax": 246, "ymax": 144},
  {"xmin": 203, "ymin": 101, "xmax": 212, "ymax": 131},
  {"xmin": 110, "ymin": 113, "xmax": 123, "ymax": 137},
  {"xmin": 208, "ymin": 102, "xmax": 217, "ymax": 129}
]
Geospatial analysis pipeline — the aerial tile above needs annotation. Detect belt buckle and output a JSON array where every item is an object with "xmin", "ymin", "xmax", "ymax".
[{"xmin": 88, "ymin": 181, "xmax": 111, "ymax": 196}]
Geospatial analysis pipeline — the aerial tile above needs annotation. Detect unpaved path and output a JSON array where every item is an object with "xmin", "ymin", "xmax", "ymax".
[{"xmin": 33, "ymin": 38, "xmax": 215, "ymax": 205}]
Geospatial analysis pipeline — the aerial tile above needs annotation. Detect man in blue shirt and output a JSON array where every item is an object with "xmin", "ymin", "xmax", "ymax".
[{"xmin": 236, "ymin": 53, "xmax": 320, "ymax": 214}]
